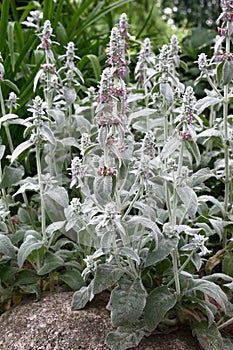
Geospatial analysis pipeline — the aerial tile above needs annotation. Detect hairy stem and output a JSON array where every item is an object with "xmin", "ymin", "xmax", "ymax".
[
  {"xmin": 0, "ymin": 160, "xmax": 15, "ymax": 233},
  {"xmin": 35, "ymin": 143, "xmax": 46, "ymax": 241},
  {"xmin": 0, "ymin": 85, "xmax": 14, "ymax": 154},
  {"xmin": 222, "ymin": 36, "xmax": 231, "ymax": 248}
]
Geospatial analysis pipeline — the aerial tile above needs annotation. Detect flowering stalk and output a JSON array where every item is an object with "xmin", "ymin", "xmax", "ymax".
[
  {"xmin": 0, "ymin": 154, "xmax": 15, "ymax": 233},
  {"xmin": 59, "ymin": 41, "xmax": 84, "ymax": 137},
  {"xmin": 216, "ymin": 0, "xmax": 233, "ymax": 246},
  {"xmin": 135, "ymin": 38, "xmax": 155, "ymax": 90},
  {"xmin": 29, "ymin": 96, "xmax": 48, "ymax": 241},
  {"xmin": 222, "ymin": 35, "xmax": 231, "ymax": 247},
  {"xmin": 0, "ymin": 60, "xmax": 15, "ymax": 154}
]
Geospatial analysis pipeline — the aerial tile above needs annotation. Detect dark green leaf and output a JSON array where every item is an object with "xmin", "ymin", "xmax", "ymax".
[
  {"xmin": 1, "ymin": 79, "xmax": 20, "ymax": 94},
  {"xmin": 192, "ymin": 321, "xmax": 224, "ymax": 350},
  {"xmin": 37, "ymin": 251, "xmax": 64, "ymax": 275},
  {"xmin": 59, "ymin": 269, "xmax": 85, "ymax": 290},
  {"xmin": 222, "ymin": 252, "xmax": 233, "ymax": 277},
  {"xmin": 82, "ymin": 54, "xmax": 101, "ymax": 81},
  {"xmin": 15, "ymin": 269, "xmax": 40, "ymax": 285}
]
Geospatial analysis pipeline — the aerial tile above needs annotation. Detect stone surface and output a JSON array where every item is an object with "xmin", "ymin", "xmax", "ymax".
[{"xmin": 0, "ymin": 291, "xmax": 202, "ymax": 350}]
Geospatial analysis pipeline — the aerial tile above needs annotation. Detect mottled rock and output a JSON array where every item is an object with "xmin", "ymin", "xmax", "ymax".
[{"xmin": 0, "ymin": 292, "xmax": 202, "ymax": 350}]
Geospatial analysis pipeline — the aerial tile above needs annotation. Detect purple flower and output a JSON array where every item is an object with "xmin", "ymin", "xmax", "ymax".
[
  {"xmin": 38, "ymin": 20, "xmax": 57, "ymax": 62},
  {"xmin": 107, "ymin": 27, "xmax": 126, "ymax": 77},
  {"xmin": 97, "ymin": 165, "xmax": 117, "ymax": 177}
]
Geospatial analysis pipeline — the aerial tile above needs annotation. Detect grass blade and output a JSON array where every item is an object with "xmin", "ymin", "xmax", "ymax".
[
  {"xmin": 43, "ymin": 0, "xmax": 54, "ymax": 22},
  {"xmin": 0, "ymin": 0, "xmax": 10, "ymax": 52}
]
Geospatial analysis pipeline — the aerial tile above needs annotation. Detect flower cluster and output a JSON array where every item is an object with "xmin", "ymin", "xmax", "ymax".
[
  {"xmin": 58, "ymin": 41, "xmax": 83, "ymax": 85},
  {"xmin": 107, "ymin": 26, "xmax": 127, "ymax": 77},
  {"xmin": 41, "ymin": 63, "xmax": 56, "ymax": 73},
  {"xmin": 141, "ymin": 131, "xmax": 155, "ymax": 158},
  {"xmin": 6, "ymin": 92, "xmax": 19, "ymax": 111},
  {"xmin": 170, "ymin": 34, "xmax": 181, "ymax": 67},
  {"xmin": 70, "ymin": 197, "xmax": 82, "ymax": 213},
  {"xmin": 0, "ymin": 56, "xmax": 4, "ymax": 81},
  {"xmin": 97, "ymin": 165, "xmax": 117, "ymax": 177},
  {"xmin": 175, "ymin": 86, "xmax": 198, "ymax": 141},
  {"xmin": 22, "ymin": 10, "xmax": 43, "ymax": 32},
  {"xmin": 69, "ymin": 156, "xmax": 87, "ymax": 188},
  {"xmin": 135, "ymin": 37, "xmax": 156, "ymax": 88},
  {"xmin": 38, "ymin": 20, "xmax": 56, "ymax": 62},
  {"xmin": 96, "ymin": 67, "xmax": 127, "ymax": 127},
  {"xmin": 220, "ymin": 0, "xmax": 233, "ymax": 12},
  {"xmin": 29, "ymin": 96, "xmax": 46, "ymax": 122},
  {"xmin": 176, "ymin": 129, "xmax": 192, "ymax": 140},
  {"xmin": 27, "ymin": 96, "xmax": 49, "ymax": 145},
  {"xmin": 179, "ymin": 86, "xmax": 197, "ymax": 122},
  {"xmin": 118, "ymin": 13, "xmax": 130, "ymax": 44},
  {"xmin": 158, "ymin": 44, "xmax": 171, "ymax": 77},
  {"xmin": 217, "ymin": 0, "xmax": 233, "ymax": 37},
  {"xmin": 197, "ymin": 53, "xmax": 209, "ymax": 71},
  {"xmin": 97, "ymin": 68, "xmax": 114, "ymax": 105},
  {"xmin": 80, "ymin": 133, "xmax": 91, "ymax": 156},
  {"xmin": 217, "ymin": 52, "xmax": 233, "ymax": 62}
]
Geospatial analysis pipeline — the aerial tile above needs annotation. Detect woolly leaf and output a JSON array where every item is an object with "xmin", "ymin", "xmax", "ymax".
[
  {"xmin": 177, "ymin": 185, "xmax": 198, "ymax": 217},
  {"xmin": 106, "ymin": 324, "xmax": 145, "ymax": 350},
  {"xmin": 0, "ymin": 165, "xmax": 24, "ymax": 188},
  {"xmin": 37, "ymin": 252, "xmax": 64, "ymax": 275},
  {"xmin": 93, "ymin": 264, "xmax": 124, "ymax": 294},
  {"xmin": 17, "ymin": 235, "xmax": 44, "ymax": 268},
  {"xmin": 94, "ymin": 175, "xmax": 112, "ymax": 205},
  {"xmin": 192, "ymin": 321, "xmax": 224, "ymax": 350},
  {"xmin": 107, "ymin": 278, "xmax": 147, "ymax": 327},
  {"xmin": 161, "ymin": 136, "xmax": 181, "ymax": 159},
  {"xmin": 71, "ymin": 281, "xmax": 94, "ymax": 310},
  {"xmin": 10, "ymin": 140, "xmax": 33, "ymax": 163},
  {"xmin": 0, "ymin": 233, "xmax": 16, "ymax": 259},
  {"xmin": 144, "ymin": 286, "xmax": 177, "ymax": 332},
  {"xmin": 145, "ymin": 235, "xmax": 179, "ymax": 267}
]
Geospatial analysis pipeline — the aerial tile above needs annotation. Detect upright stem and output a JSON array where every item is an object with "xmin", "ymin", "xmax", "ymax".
[
  {"xmin": 0, "ymin": 160, "xmax": 15, "ymax": 233},
  {"xmin": 170, "ymin": 128, "xmax": 185, "ymax": 297},
  {"xmin": 35, "ymin": 143, "xmax": 46, "ymax": 241},
  {"xmin": 222, "ymin": 37, "xmax": 231, "ymax": 248},
  {"xmin": 22, "ymin": 192, "xmax": 37, "ymax": 231},
  {"xmin": 0, "ymin": 85, "xmax": 14, "ymax": 154}
]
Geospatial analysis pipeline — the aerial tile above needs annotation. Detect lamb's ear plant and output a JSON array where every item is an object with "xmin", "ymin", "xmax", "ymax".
[{"xmin": 70, "ymin": 13, "xmax": 233, "ymax": 350}]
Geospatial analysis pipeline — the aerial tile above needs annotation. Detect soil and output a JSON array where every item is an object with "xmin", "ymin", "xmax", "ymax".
[{"xmin": 0, "ymin": 291, "xmax": 204, "ymax": 350}]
